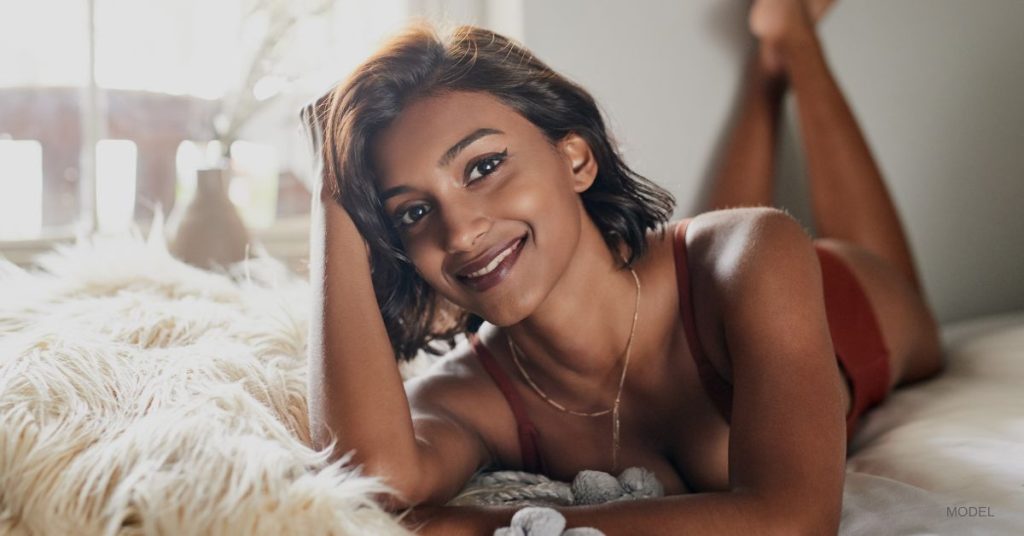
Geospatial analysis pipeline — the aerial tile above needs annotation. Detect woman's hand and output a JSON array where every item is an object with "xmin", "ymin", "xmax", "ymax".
[{"xmin": 313, "ymin": 174, "xmax": 370, "ymax": 259}]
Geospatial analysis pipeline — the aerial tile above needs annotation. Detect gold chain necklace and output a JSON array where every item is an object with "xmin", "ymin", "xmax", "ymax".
[{"xmin": 507, "ymin": 266, "xmax": 640, "ymax": 470}]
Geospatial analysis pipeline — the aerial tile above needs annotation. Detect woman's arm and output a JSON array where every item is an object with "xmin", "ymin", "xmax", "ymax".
[
  {"xmin": 406, "ymin": 209, "xmax": 847, "ymax": 535},
  {"xmin": 307, "ymin": 184, "xmax": 488, "ymax": 508},
  {"xmin": 680, "ymin": 208, "xmax": 848, "ymax": 532},
  {"xmin": 306, "ymin": 185, "xmax": 420, "ymax": 500}
]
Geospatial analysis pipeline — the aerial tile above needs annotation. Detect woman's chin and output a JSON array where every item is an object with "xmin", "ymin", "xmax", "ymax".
[
  {"xmin": 474, "ymin": 293, "xmax": 537, "ymax": 329},
  {"xmin": 474, "ymin": 308, "xmax": 522, "ymax": 329}
]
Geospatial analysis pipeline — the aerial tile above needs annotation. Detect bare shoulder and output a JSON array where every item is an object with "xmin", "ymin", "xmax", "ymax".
[
  {"xmin": 672, "ymin": 208, "xmax": 817, "ymax": 380},
  {"xmin": 405, "ymin": 342, "xmax": 495, "ymax": 412},
  {"xmin": 634, "ymin": 209, "xmax": 809, "ymax": 317},
  {"xmin": 404, "ymin": 340, "xmax": 519, "ymax": 466},
  {"xmin": 683, "ymin": 207, "xmax": 814, "ymax": 286},
  {"xmin": 638, "ymin": 207, "xmax": 810, "ymax": 281}
]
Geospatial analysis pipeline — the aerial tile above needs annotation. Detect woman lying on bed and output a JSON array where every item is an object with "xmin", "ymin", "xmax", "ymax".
[{"xmin": 304, "ymin": 0, "xmax": 944, "ymax": 533}]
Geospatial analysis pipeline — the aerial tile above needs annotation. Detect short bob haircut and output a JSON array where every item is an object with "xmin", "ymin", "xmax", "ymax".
[{"xmin": 303, "ymin": 23, "xmax": 675, "ymax": 362}]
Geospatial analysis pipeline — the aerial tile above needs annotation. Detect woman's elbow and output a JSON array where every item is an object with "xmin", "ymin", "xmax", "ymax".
[
  {"xmin": 744, "ymin": 491, "xmax": 840, "ymax": 536},
  {"xmin": 305, "ymin": 429, "xmax": 426, "ymax": 509},
  {"xmin": 348, "ymin": 455, "xmax": 420, "ymax": 510}
]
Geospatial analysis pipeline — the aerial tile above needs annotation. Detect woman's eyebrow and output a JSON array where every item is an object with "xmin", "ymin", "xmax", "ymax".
[
  {"xmin": 438, "ymin": 127, "xmax": 504, "ymax": 167},
  {"xmin": 380, "ymin": 185, "xmax": 412, "ymax": 202}
]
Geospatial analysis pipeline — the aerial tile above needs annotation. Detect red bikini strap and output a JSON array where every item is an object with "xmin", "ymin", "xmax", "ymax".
[
  {"xmin": 469, "ymin": 332, "xmax": 545, "ymax": 473},
  {"xmin": 674, "ymin": 218, "xmax": 734, "ymax": 421}
]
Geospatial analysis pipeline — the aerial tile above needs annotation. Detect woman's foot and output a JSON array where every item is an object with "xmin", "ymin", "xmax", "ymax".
[
  {"xmin": 750, "ymin": 0, "xmax": 834, "ymax": 78},
  {"xmin": 804, "ymin": 0, "xmax": 835, "ymax": 22}
]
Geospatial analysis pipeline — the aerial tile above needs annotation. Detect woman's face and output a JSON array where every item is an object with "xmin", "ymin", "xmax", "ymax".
[{"xmin": 373, "ymin": 90, "xmax": 598, "ymax": 325}]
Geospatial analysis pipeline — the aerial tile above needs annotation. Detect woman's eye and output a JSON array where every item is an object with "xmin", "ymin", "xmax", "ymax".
[
  {"xmin": 467, "ymin": 149, "xmax": 508, "ymax": 182},
  {"xmin": 395, "ymin": 204, "xmax": 430, "ymax": 228}
]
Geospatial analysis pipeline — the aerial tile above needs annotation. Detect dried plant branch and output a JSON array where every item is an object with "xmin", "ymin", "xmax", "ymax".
[{"xmin": 213, "ymin": 0, "xmax": 333, "ymax": 156}]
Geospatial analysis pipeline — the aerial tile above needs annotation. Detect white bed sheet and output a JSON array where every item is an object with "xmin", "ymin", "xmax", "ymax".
[{"xmin": 839, "ymin": 311, "xmax": 1024, "ymax": 534}]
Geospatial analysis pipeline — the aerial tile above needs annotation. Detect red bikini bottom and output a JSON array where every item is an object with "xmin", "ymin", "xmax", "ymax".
[{"xmin": 814, "ymin": 244, "xmax": 892, "ymax": 439}]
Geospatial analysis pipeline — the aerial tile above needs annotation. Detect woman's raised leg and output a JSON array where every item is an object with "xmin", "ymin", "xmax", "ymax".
[
  {"xmin": 751, "ymin": 0, "xmax": 943, "ymax": 387},
  {"xmin": 750, "ymin": 0, "xmax": 925, "ymax": 296},
  {"xmin": 702, "ymin": 52, "xmax": 786, "ymax": 211},
  {"xmin": 704, "ymin": 1, "xmax": 836, "ymax": 213}
]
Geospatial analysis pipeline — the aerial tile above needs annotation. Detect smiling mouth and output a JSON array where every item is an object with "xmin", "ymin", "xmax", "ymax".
[{"xmin": 456, "ymin": 234, "xmax": 527, "ymax": 291}]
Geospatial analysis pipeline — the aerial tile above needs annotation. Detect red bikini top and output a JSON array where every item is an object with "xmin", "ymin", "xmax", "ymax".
[{"xmin": 469, "ymin": 218, "xmax": 733, "ymax": 473}]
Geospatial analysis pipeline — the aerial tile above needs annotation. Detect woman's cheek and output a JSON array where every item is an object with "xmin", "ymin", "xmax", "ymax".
[
  {"xmin": 502, "ymin": 170, "xmax": 561, "ymax": 219},
  {"xmin": 401, "ymin": 244, "xmax": 438, "ymax": 285}
]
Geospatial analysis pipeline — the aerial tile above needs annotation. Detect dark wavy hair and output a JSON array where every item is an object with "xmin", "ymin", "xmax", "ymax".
[{"xmin": 303, "ymin": 23, "xmax": 676, "ymax": 362}]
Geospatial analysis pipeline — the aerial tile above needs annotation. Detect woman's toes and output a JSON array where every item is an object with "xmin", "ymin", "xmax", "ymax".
[
  {"xmin": 749, "ymin": 0, "xmax": 817, "ymax": 70},
  {"xmin": 749, "ymin": 0, "xmax": 812, "ymax": 47},
  {"xmin": 805, "ymin": 0, "xmax": 836, "ymax": 24}
]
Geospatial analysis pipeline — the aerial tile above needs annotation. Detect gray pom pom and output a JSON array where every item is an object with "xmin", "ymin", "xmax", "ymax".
[
  {"xmin": 616, "ymin": 467, "xmax": 664, "ymax": 499},
  {"xmin": 571, "ymin": 470, "xmax": 625, "ymax": 505},
  {"xmin": 509, "ymin": 506, "xmax": 567, "ymax": 535}
]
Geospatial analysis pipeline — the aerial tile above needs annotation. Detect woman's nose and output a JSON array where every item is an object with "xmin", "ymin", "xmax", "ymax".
[{"xmin": 440, "ymin": 203, "xmax": 490, "ymax": 254}]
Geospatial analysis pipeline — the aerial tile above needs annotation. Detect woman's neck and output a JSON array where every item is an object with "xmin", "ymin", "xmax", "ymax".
[{"xmin": 480, "ymin": 219, "xmax": 645, "ymax": 403}]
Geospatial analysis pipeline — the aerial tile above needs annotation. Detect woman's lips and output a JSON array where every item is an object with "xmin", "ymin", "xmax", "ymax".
[{"xmin": 457, "ymin": 234, "xmax": 526, "ymax": 292}]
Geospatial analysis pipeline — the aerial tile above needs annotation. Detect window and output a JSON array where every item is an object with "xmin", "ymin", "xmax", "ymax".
[
  {"xmin": 0, "ymin": 141, "xmax": 44, "ymax": 240},
  {"xmin": 0, "ymin": 0, "xmax": 410, "ymax": 245},
  {"xmin": 95, "ymin": 139, "xmax": 138, "ymax": 233}
]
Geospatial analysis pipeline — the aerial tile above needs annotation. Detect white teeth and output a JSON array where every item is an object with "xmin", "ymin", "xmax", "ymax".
[{"xmin": 466, "ymin": 238, "xmax": 521, "ymax": 278}]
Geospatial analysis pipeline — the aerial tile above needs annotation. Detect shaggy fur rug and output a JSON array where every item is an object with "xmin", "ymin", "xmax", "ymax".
[{"xmin": 0, "ymin": 234, "xmax": 420, "ymax": 535}]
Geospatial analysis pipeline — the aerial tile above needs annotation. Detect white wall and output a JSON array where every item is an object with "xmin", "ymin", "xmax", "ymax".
[{"xmin": 513, "ymin": 0, "xmax": 1024, "ymax": 324}]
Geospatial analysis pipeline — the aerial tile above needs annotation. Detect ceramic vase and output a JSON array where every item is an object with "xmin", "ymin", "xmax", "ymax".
[{"xmin": 168, "ymin": 166, "xmax": 250, "ymax": 270}]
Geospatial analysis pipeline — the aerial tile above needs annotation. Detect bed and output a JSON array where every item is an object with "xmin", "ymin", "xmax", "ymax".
[{"xmin": 1, "ymin": 235, "xmax": 1021, "ymax": 535}]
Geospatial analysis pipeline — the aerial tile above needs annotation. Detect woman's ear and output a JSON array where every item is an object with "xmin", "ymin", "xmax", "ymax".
[{"xmin": 557, "ymin": 132, "xmax": 598, "ymax": 193}]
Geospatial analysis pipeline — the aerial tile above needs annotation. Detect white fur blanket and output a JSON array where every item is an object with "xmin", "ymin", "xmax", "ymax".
[
  {"xmin": 0, "ymin": 236, "xmax": 414, "ymax": 535},
  {"xmin": 2, "ymin": 235, "xmax": 1023, "ymax": 535}
]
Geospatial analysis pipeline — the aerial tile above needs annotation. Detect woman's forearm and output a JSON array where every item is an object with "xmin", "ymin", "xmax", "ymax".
[
  {"xmin": 307, "ymin": 193, "xmax": 421, "ymax": 499},
  {"xmin": 405, "ymin": 491, "xmax": 822, "ymax": 536}
]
